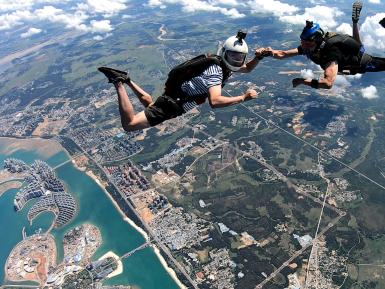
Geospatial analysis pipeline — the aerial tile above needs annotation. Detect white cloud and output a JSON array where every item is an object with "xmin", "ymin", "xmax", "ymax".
[
  {"xmin": 300, "ymin": 69, "xmax": 315, "ymax": 79},
  {"xmin": 35, "ymin": 5, "xmax": 89, "ymax": 31},
  {"xmin": 334, "ymin": 75, "xmax": 351, "ymax": 87},
  {"xmin": 247, "ymin": 0, "xmax": 298, "ymax": 17},
  {"xmin": 147, "ymin": 0, "xmax": 167, "ymax": 9},
  {"xmin": 0, "ymin": 0, "xmax": 128, "ymax": 33},
  {"xmin": 147, "ymin": 0, "xmax": 245, "ymax": 19},
  {"xmin": 215, "ymin": 0, "xmax": 240, "ymax": 5},
  {"xmin": 361, "ymin": 85, "xmax": 379, "ymax": 99},
  {"xmin": 77, "ymin": 0, "xmax": 128, "ymax": 17},
  {"xmin": 280, "ymin": 5, "xmax": 343, "ymax": 30},
  {"xmin": 329, "ymin": 74, "xmax": 352, "ymax": 96},
  {"xmin": 346, "ymin": 73, "xmax": 362, "ymax": 80},
  {"xmin": 368, "ymin": 0, "xmax": 381, "ymax": 3},
  {"xmin": 336, "ymin": 23, "xmax": 352, "ymax": 35},
  {"xmin": 21, "ymin": 27, "xmax": 42, "ymax": 38},
  {"xmin": 332, "ymin": 73, "xmax": 362, "ymax": 94},
  {"xmin": 0, "ymin": 0, "xmax": 68, "ymax": 13},
  {"xmin": 93, "ymin": 32, "xmax": 112, "ymax": 40},
  {"xmin": 0, "ymin": 9, "xmax": 33, "ymax": 30},
  {"xmin": 360, "ymin": 13, "xmax": 385, "ymax": 51},
  {"xmin": 89, "ymin": 19, "xmax": 112, "ymax": 33},
  {"xmin": 93, "ymin": 35, "xmax": 103, "ymax": 41}
]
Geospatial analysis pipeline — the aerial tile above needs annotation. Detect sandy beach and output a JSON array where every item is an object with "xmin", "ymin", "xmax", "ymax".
[
  {"xmin": 1, "ymin": 136, "xmax": 187, "ymax": 289},
  {"xmin": 72, "ymin": 159, "xmax": 86, "ymax": 171},
  {"xmin": 98, "ymin": 251, "xmax": 123, "ymax": 279},
  {"xmin": 5, "ymin": 233, "xmax": 57, "ymax": 285},
  {"xmin": 0, "ymin": 180, "xmax": 23, "ymax": 196},
  {"xmin": 152, "ymin": 246, "xmax": 188, "ymax": 289},
  {"xmin": 84, "ymin": 169, "xmax": 150, "ymax": 241},
  {"xmin": 82, "ymin": 169, "xmax": 186, "ymax": 288}
]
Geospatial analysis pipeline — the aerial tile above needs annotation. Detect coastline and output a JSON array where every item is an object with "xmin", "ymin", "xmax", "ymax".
[
  {"xmin": 4, "ymin": 233, "xmax": 57, "ymax": 285},
  {"xmin": 84, "ymin": 169, "xmax": 149, "ymax": 242},
  {"xmin": 71, "ymin": 159, "xmax": 86, "ymax": 171},
  {"xmin": 98, "ymin": 251, "xmax": 123, "ymax": 279},
  {"xmin": 152, "ymin": 246, "xmax": 188, "ymax": 289},
  {"xmin": 82, "ymin": 170, "xmax": 186, "ymax": 289},
  {"xmin": 0, "ymin": 180, "xmax": 23, "ymax": 197},
  {"xmin": 0, "ymin": 136, "xmax": 187, "ymax": 289}
]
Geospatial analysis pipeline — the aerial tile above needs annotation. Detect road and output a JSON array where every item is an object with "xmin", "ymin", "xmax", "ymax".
[
  {"xmin": 73, "ymin": 140, "xmax": 199, "ymax": 289},
  {"xmin": 255, "ymin": 214, "xmax": 344, "ymax": 288},
  {"xmin": 63, "ymin": 109, "xmax": 353, "ymax": 289},
  {"xmin": 120, "ymin": 242, "xmax": 151, "ymax": 260},
  {"xmin": 193, "ymin": 125, "xmax": 344, "ymax": 216},
  {"xmin": 181, "ymin": 121, "xmax": 347, "ymax": 289}
]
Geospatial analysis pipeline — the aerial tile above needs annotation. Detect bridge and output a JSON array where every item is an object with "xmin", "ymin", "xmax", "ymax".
[{"xmin": 120, "ymin": 242, "xmax": 151, "ymax": 260}]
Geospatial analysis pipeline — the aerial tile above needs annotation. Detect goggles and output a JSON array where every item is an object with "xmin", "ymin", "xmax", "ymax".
[{"xmin": 225, "ymin": 50, "xmax": 246, "ymax": 67}]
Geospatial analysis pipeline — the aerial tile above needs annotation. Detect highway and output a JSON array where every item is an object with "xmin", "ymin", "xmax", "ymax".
[
  {"xmin": 182, "ymin": 121, "xmax": 347, "ymax": 289},
  {"xmin": 72, "ymin": 140, "xmax": 199, "ymax": 289},
  {"xmin": 63, "ymin": 112, "xmax": 351, "ymax": 289},
  {"xmin": 255, "ymin": 213, "xmax": 344, "ymax": 288}
]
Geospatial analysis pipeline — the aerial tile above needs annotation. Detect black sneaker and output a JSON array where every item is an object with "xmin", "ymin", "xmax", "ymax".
[
  {"xmin": 98, "ymin": 66, "xmax": 131, "ymax": 84},
  {"xmin": 352, "ymin": 0, "xmax": 363, "ymax": 23},
  {"xmin": 380, "ymin": 18, "xmax": 385, "ymax": 28}
]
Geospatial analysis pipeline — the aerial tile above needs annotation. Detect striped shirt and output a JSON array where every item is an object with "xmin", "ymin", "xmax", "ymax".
[{"xmin": 180, "ymin": 64, "xmax": 223, "ymax": 112}]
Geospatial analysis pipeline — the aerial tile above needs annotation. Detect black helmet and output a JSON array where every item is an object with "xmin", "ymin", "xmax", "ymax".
[{"xmin": 300, "ymin": 20, "xmax": 324, "ymax": 42}]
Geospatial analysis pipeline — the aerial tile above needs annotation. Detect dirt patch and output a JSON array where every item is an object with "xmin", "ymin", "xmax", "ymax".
[
  {"xmin": 197, "ymin": 249, "xmax": 209, "ymax": 263},
  {"xmin": 0, "ymin": 137, "xmax": 63, "ymax": 158},
  {"xmin": 73, "ymin": 155, "xmax": 89, "ymax": 170},
  {"xmin": 36, "ymin": 254, "xmax": 47, "ymax": 284},
  {"xmin": 139, "ymin": 207, "xmax": 154, "ymax": 223},
  {"xmin": 32, "ymin": 118, "xmax": 67, "ymax": 137}
]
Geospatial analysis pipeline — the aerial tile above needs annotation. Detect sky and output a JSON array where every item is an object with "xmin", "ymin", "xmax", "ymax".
[
  {"xmin": 1, "ymin": 0, "xmax": 384, "ymax": 44},
  {"xmin": 0, "ymin": 0, "xmax": 384, "ymax": 98}
]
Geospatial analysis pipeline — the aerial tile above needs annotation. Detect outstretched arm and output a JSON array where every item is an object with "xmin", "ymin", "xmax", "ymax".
[
  {"xmin": 266, "ymin": 47, "xmax": 300, "ymax": 59},
  {"xmin": 292, "ymin": 61, "xmax": 338, "ymax": 89},
  {"xmin": 238, "ymin": 48, "xmax": 270, "ymax": 73},
  {"xmin": 208, "ymin": 85, "xmax": 258, "ymax": 108}
]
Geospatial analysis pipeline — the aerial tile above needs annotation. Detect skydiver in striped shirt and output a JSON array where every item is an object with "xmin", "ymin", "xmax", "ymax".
[{"xmin": 98, "ymin": 31, "xmax": 268, "ymax": 132}]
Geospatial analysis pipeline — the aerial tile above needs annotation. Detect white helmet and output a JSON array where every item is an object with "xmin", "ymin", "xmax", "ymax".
[{"xmin": 218, "ymin": 31, "xmax": 248, "ymax": 72}]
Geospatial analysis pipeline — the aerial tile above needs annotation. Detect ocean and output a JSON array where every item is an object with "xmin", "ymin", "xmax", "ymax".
[{"xmin": 0, "ymin": 138, "xmax": 181, "ymax": 289}]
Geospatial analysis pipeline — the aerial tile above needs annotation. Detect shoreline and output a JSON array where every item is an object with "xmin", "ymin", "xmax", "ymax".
[
  {"xmin": 0, "ymin": 180, "xmax": 23, "ymax": 197},
  {"xmin": 4, "ymin": 233, "xmax": 57, "ymax": 286},
  {"xmin": 98, "ymin": 251, "xmax": 123, "ymax": 279},
  {"xmin": 1, "ymin": 136, "xmax": 187, "ymax": 289},
  {"xmin": 82, "ymin": 170, "xmax": 186, "ymax": 289},
  {"xmin": 83, "ymin": 169, "xmax": 149, "ymax": 241},
  {"xmin": 152, "ymin": 246, "xmax": 188, "ymax": 289}
]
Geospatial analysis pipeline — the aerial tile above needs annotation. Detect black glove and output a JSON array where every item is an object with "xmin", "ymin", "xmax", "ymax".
[{"xmin": 380, "ymin": 18, "xmax": 385, "ymax": 28}]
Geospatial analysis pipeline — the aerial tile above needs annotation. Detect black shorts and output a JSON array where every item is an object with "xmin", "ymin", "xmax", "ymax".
[
  {"xmin": 144, "ymin": 95, "xmax": 184, "ymax": 126},
  {"xmin": 364, "ymin": 56, "xmax": 385, "ymax": 72}
]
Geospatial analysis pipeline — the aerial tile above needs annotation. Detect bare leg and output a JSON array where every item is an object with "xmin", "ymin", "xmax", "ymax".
[
  {"xmin": 127, "ymin": 80, "xmax": 153, "ymax": 107},
  {"xmin": 115, "ymin": 82, "xmax": 150, "ymax": 131},
  {"xmin": 353, "ymin": 22, "xmax": 362, "ymax": 45}
]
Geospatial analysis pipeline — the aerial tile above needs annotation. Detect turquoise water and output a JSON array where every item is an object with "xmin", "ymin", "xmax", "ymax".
[
  {"xmin": 0, "ymin": 138, "xmax": 181, "ymax": 289},
  {"xmin": 104, "ymin": 246, "xmax": 181, "ymax": 288},
  {"xmin": 0, "ymin": 188, "xmax": 50, "ymax": 285}
]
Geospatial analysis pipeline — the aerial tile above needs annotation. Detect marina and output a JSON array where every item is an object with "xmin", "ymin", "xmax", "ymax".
[{"xmin": 0, "ymin": 137, "xmax": 181, "ymax": 289}]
